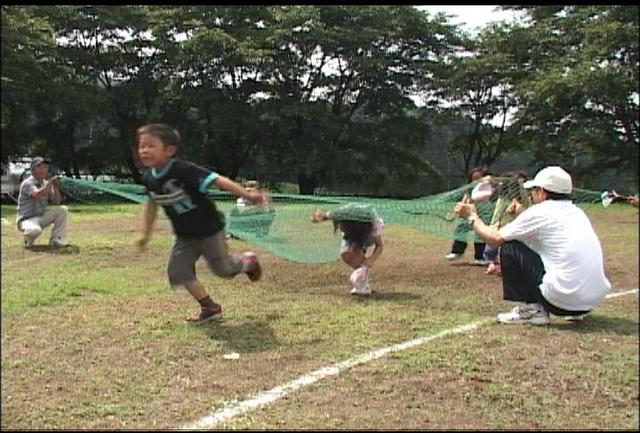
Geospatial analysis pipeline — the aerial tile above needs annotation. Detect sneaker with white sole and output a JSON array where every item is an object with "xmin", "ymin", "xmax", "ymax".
[
  {"xmin": 23, "ymin": 235, "xmax": 35, "ymax": 248},
  {"xmin": 445, "ymin": 253, "xmax": 462, "ymax": 261},
  {"xmin": 497, "ymin": 303, "xmax": 550, "ymax": 325},
  {"xmin": 473, "ymin": 258, "xmax": 489, "ymax": 266},
  {"xmin": 565, "ymin": 314, "xmax": 586, "ymax": 322},
  {"xmin": 350, "ymin": 285, "xmax": 371, "ymax": 296}
]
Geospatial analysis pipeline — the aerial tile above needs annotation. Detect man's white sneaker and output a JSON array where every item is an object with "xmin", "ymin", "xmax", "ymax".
[
  {"xmin": 497, "ymin": 303, "xmax": 550, "ymax": 325},
  {"xmin": 445, "ymin": 253, "xmax": 462, "ymax": 261},
  {"xmin": 23, "ymin": 235, "xmax": 35, "ymax": 248},
  {"xmin": 473, "ymin": 258, "xmax": 489, "ymax": 266}
]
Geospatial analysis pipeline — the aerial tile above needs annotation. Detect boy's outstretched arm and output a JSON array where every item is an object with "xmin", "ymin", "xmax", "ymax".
[
  {"xmin": 136, "ymin": 200, "xmax": 158, "ymax": 250},
  {"xmin": 214, "ymin": 176, "xmax": 265, "ymax": 205}
]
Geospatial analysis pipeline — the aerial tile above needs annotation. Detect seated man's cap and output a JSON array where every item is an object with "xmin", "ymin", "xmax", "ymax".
[{"xmin": 31, "ymin": 157, "xmax": 51, "ymax": 170}]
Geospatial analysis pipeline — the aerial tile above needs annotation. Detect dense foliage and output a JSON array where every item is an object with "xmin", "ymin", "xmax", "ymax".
[{"xmin": 2, "ymin": 6, "xmax": 638, "ymax": 194}]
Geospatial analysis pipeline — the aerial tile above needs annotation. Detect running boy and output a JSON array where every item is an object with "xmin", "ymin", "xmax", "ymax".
[{"xmin": 135, "ymin": 123, "xmax": 264, "ymax": 323}]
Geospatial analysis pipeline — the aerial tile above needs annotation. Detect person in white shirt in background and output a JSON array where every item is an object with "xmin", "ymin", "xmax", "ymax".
[
  {"xmin": 17, "ymin": 157, "xmax": 69, "ymax": 248},
  {"xmin": 454, "ymin": 166, "xmax": 611, "ymax": 325}
]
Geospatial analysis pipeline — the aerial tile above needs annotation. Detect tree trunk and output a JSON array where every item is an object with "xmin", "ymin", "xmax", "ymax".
[
  {"xmin": 120, "ymin": 122, "xmax": 141, "ymax": 183},
  {"xmin": 297, "ymin": 172, "xmax": 317, "ymax": 195}
]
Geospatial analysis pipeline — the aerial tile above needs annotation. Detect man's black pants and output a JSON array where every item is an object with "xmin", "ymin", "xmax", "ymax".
[{"xmin": 499, "ymin": 240, "xmax": 590, "ymax": 316}]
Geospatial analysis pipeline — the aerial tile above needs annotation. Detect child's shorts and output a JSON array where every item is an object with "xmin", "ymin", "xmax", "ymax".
[
  {"xmin": 168, "ymin": 231, "xmax": 243, "ymax": 286},
  {"xmin": 340, "ymin": 236, "xmax": 374, "ymax": 254}
]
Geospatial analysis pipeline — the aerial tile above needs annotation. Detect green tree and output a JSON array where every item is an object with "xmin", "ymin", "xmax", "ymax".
[
  {"xmin": 43, "ymin": 6, "xmax": 156, "ymax": 179},
  {"xmin": 504, "ymin": 6, "xmax": 639, "ymax": 187},
  {"xmin": 264, "ymin": 6, "xmax": 458, "ymax": 193},
  {"xmin": 438, "ymin": 23, "xmax": 525, "ymax": 175},
  {"xmin": 1, "ymin": 6, "xmax": 56, "ymax": 159}
]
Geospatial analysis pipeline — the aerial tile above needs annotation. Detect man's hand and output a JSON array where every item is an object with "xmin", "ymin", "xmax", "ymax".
[
  {"xmin": 507, "ymin": 198, "xmax": 525, "ymax": 216},
  {"xmin": 454, "ymin": 194, "xmax": 476, "ymax": 218}
]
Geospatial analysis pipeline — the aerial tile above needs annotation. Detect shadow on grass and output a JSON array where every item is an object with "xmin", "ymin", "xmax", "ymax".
[
  {"xmin": 200, "ymin": 314, "xmax": 281, "ymax": 353},
  {"xmin": 356, "ymin": 291, "xmax": 422, "ymax": 302},
  {"xmin": 449, "ymin": 262, "xmax": 488, "ymax": 268},
  {"xmin": 549, "ymin": 314, "xmax": 639, "ymax": 336},
  {"xmin": 24, "ymin": 244, "xmax": 80, "ymax": 254}
]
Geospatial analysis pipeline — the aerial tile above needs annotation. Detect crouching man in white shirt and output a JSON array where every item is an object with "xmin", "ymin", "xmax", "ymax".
[
  {"xmin": 455, "ymin": 166, "xmax": 611, "ymax": 325},
  {"xmin": 17, "ymin": 157, "xmax": 69, "ymax": 248}
]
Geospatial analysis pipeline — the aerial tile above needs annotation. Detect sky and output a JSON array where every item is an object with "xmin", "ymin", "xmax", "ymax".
[{"xmin": 415, "ymin": 5, "xmax": 521, "ymax": 34}]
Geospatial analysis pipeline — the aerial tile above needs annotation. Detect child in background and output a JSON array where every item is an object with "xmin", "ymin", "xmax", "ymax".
[
  {"xmin": 445, "ymin": 167, "xmax": 491, "ymax": 266},
  {"xmin": 236, "ymin": 180, "xmax": 260, "ymax": 210},
  {"xmin": 311, "ymin": 203, "xmax": 384, "ymax": 296},
  {"xmin": 229, "ymin": 180, "xmax": 275, "ymax": 239},
  {"xmin": 135, "ymin": 123, "xmax": 265, "ymax": 323},
  {"xmin": 483, "ymin": 171, "xmax": 529, "ymax": 275}
]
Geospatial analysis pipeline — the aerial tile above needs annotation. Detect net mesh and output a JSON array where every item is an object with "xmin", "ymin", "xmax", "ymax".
[{"xmin": 59, "ymin": 176, "xmax": 604, "ymax": 264}]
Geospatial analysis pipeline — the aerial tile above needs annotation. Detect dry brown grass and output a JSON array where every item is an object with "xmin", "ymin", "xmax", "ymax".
[{"xmin": 1, "ymin": 203, "xmax": 637, "ymax": 429}]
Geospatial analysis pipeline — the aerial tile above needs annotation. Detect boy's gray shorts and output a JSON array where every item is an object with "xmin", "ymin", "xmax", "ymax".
[{"xmin": 168, "ymin": 231, "xmax": 244, "ymax": 286}]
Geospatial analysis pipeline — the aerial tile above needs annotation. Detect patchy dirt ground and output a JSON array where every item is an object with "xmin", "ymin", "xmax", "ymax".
[{"xmin": 1, "ymin": 205, "xmax": 637, "ymax": 429}]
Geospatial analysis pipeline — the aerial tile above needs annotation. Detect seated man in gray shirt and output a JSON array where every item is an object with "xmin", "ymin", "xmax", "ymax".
[{"xmin": 17, "ymin": 157, "xmax": 69, "ymax": 248}]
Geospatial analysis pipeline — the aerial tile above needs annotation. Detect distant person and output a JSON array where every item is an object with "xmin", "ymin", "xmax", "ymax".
[
  {"xmin": 482, "ymin": 171, "xmax": 529, "ymax": 275},
  {"xmin": 135, "ymin": 123, "xmax": 265, "ymax": 323},
  {"xmin": 16, "ymin": 157, "xmax": 69, "ymax": 248},
  {"xmin": 228, "ymin": 180, "xmax": 275, "ymax": 239},
  {"xmin": 236, "ymin": 180, "xmax": 260, "ymax": 210},
  {"xmin": 603, "ymin": 190, "xmax": 639, "ymax": 208},
  {"xmin": 445, "ymin": 167, "xmax": 492, "ymax": 266},
  {"xmin": 311, "ymin": 203, "xmax": 384, "ymax": 296},
  {"xmin": 455, "ymin": 166, "xmax": 611, "ymax": 325}
]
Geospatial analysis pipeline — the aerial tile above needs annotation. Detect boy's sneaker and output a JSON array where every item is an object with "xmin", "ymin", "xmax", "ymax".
[
  {"xmin": 445, "ymin": 253, "xmax": 462, "ymax": 261},
  {"xmin": 243, "ymin": 252, "xmax": 261, "ymax": 281},
  {"xmin": 565, "ymin": 314, "xmax": 586, "ymax": 322},
  {"xmin": 473, "ymin": 258, "xmax": 489, "ymax": 266},
  {"xmin": 185, "ymin": 303, "xmax": 223, "ymax": 323},
  {"xmin": 350, "ymin": 285, "xmax": 371, "ymax": 296},
  {"xmin": 497, "ymin": 303, "xmax": 550, "ymax": 325}
]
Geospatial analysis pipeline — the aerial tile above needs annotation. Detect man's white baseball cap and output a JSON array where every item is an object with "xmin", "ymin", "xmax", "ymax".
[{"xmin": 523, "ymin": 166, "xmax": 572, "ymax": 194}]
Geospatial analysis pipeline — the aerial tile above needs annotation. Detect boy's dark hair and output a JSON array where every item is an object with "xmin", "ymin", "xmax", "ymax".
[
  {"xmin": 333, "ymin": 219, "xmax": 374, "ymax": 249},
  {"xmin": 136, "ymin": 123, "xmax": 181, "ymax": 147}
]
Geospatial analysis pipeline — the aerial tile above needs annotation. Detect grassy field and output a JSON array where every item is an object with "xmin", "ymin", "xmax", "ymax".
[{"xmin": 1, "ymin": 202, "xmax": 638, "ymax": 429}]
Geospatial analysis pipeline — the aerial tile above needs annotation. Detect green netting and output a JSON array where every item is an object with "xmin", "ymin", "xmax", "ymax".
[{"xmin": 59, "ymin": 176, "xmax": 605, "ymax": 264}]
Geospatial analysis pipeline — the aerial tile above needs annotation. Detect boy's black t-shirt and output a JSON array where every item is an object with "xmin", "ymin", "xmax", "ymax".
[{"xmin": 140, "ymin": 158, "xmax": 224, "ymax": 238}]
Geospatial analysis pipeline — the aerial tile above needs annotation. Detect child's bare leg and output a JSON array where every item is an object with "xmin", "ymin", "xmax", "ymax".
[
  {"xmin": 183, "ymin": 279, "xmax": 209, "ymax": 301},
  {"xmin": 341, "ymin": 249, "xmax": 366, "ymax": 269},
  {"xmin": 182, "ymin": 279, "xmax": 222, "ymax": 322}
]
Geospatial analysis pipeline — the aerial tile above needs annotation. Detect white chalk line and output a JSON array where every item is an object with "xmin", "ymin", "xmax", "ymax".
[
  {"xmin": 605, "ymin": 288, "xmax": 638, "ymax": 299},
  {"xmin": 181, "ymin": 288, "xmax": 638, "ymax": 430}
]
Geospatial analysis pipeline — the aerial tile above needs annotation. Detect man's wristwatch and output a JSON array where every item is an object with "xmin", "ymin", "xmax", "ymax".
[{"xmin": 467, "ymin": 214, "xmax": 478, "ymax": 226}]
